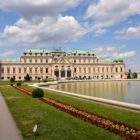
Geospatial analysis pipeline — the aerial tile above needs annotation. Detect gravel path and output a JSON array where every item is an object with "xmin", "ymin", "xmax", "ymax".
[{"xmin": 0, "ymin": 92, "xmax": 22, "ymax": 140}]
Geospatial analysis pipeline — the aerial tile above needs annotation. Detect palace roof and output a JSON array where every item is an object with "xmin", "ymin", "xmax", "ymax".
[{"xmin": 25, "ymin": 49, "xmax": 49, "ymax": 53}]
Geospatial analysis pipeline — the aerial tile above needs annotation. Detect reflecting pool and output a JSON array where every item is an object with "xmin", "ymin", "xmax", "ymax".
[{"xmin": 48, "ymin": 81, "xmax": 140, "ymax": 105}]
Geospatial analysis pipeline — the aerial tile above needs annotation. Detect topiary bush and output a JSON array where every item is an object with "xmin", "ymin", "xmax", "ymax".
[
  {"xmin": 10, "ymin": 83, "xmax": 13, "ymax": 86},
  {"xmin": 32, "ymin": 88, "xmax": 44, "ymax": 98},
  {"xmin": 43, "ymin": 80, "xmax": 47, "ymax": 82},
  {"xmin": 16, "ymin": 82, "xmax": 21, "ymax": 86}
]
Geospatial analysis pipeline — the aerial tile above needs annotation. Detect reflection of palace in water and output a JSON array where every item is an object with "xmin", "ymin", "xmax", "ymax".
[
  {"xmin": 55, "ymin": 81, "xmax": 126, "ymax": 100},
  {"xmin": 0, "ymin": 49, "xmax": 125, "ymax": 81}
]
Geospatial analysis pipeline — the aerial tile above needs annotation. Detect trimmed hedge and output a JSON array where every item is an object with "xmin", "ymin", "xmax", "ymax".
[
  {"xmin": 16, "ymin": 82, "xmax": 21, "ymax": 86},
  {"xmin": 32, "ymin": 88, "xmax": 44, "ymax": 98}
]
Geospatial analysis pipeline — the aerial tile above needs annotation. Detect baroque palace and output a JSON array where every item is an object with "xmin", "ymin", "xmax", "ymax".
[{"xmin": 0, "ymin": 49, "xmax": 125, "ymax": 81}]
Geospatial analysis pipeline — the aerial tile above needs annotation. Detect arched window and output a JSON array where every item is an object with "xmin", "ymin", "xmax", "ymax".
[
  {"xmin": 67, "ymin": 69, "xmax": 71, "ymax": 77},
  {"xmin": 61, "ymin": 69, "xmax": 65, "ymax": 77},
  {"xmin": 54, "ymin": 69, "xmax": 59, "ymax": 77}
]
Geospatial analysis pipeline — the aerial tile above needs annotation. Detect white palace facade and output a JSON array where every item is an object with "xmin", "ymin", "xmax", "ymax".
[{"xmin": 0, "ymin": 49, "xmax": 125, "ymax": 81}]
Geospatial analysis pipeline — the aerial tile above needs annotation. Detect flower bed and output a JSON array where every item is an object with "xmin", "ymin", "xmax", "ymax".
[{"xmin": 14, "ymin": 86, "xmax": 140, "ymax": 140}]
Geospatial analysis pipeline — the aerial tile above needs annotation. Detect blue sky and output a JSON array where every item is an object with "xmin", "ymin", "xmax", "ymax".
[{"xmin": 0, "ymin": 0, "xmax": 140, "ymax": 71}]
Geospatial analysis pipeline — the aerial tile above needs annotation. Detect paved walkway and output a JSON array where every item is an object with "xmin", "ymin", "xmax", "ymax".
[{"xmin": 0, "ymin": 92, "xmax": 22, "ymax": 140}]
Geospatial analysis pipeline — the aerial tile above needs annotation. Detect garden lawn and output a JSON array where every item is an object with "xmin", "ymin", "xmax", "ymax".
[
  {"xmin": 0, "ymin": 86, "xmax": 124, "ymax": 140},
  {"xmin": 0, "ymin": 81, "xmax": 38, "ymax": 86},
  {"xmin": 0, "ymin": 81, "xmax": 14, "ymax": 85},
  {"xmin": 23, "ymin": 85, "xmax": 140, "ymax": 128}
]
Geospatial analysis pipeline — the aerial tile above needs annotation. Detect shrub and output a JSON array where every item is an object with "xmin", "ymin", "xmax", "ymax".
[
  {"xmin": 43, "ymin": 80, "xmax": 47, "ymax": 82},
  {"xmin": 17, "ymin": 82, "xmax": 21, "ymax": 86},
  {"xmin": 10, "ymin": 83, "xmax": 13, "ymax": 86},
  {"xmin": 32, "ymin": 88, "xmax": 44, "ymax": 98}
]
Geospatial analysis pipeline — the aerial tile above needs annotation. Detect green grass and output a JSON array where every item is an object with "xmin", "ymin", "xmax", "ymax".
[
  {"xmin": 0, "ymin": 86, "xmax": 124, "ymax": 140},
  {"xmin": 0, "ymin": 81, "xmax": 14, "ymax": 85},
  {"xmin": 23, "ymin": 85, "xmax": 140, "ymax": 128},
  {"xmin": 0, "ymin": 80, "xmax": 38, "ymax": 86}
]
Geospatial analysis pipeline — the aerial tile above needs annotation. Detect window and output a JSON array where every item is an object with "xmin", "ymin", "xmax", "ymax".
[
  {"xmin": 79, "ymin": 67, "xmax": 81, "ymax": 73},
  {"xmin": 116, "ymin": 67, "xmax": 118, "ymax": 73},
  {"xmin": 7, "ymin": 67, "xmax": 10, "ymax": 74},
  {"xmin": 121, "ymin": 67, "xmax": 123, "ymax": 72},
  {"xmin": 40, "ymin": 68, "xmax": 43, "ymax": 73},
  {"xmin": 98, "ymin": 67, "xmax": 100, "ymax": 72},
  {"xmin": 74, "ymin": 68, "xmax": 76, "ymax": 72},
  {"xmin": 30, "ymin": 68, "xmax": 32, "ymax": 73},
  {"xmin": 24, "ymin": 68, "xmax": 26, "ymax": 73},
  {"xmin": 13, "ymin": 68, "xmax": 15, "ymax": 74},
  {"xmin": 102, "ymin": 67, "xmax": 104, "ymax": 73},
  {"xmin": 46, "ymin": 68, "xmax": 48, "ymax": 73},
  {"xmin": 1, "ymin": 68, "xmax": 4, "ymax": 73},
  {"xmin": 84, "ymin": 68, "xmax": 86, "ymax": 73},
  {"xmin": 74, "ymin": 59, "xmax": 76, "ymax": 63},
  {"xmin": 46, "ymin": 59, "xmax": 48, "ymax": 63},
  {"xmin": 106, "ymin": 67, "xmax": 108, "ymax": 73},
  {"xmin": 88, "ymin": 67, "xmax": 91, "ymax": 73},
  {"xmin": 35, "ymin": 68, "xmax": 37, "ymax": 74},
  {"xmin": 111, "ymin": 68, "xmax": 113, "ymax": 73},
  {"xmin": 93, "ymin": 67, "xmax": 95, "ymax": 73},
  {"xmin": 35, "ymin": 59, "xmax": 37, "ymax": 63},
  {"xmin": 40, "ymin": 59, "xmax": 43, "ymax": 63},
  {"xmin": 19, "ymin": 68, "xmax": 21, "ymax": 73},
  {"xmin": 30, "ymin": 59, "xmax": 32, "ymax": 63}
]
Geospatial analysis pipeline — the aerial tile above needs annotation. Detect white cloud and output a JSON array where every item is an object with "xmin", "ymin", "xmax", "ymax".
[
  {"xmin": 118, "ymin": 51, "xmax": 136, "ymax": 58},
  {"xmin": 0, "ymin": 0, "xmax": 83, "ymax": 18},
  {"xmin": 94, "ymin": 28, "xmax": 107, "ymax": 36},
  {"xmin": 0, "ymin": 50, "xmax": 15, "ymax": 59},
  {"xmin": 94, "ymin": 47, "xmax": 104, "ymax": 52},
  {"xmin": 0, "ymin": 15, "xmax": 87, "ymax": 45},
  {"xmin": 106, "ymin": 47, "xmax": 116, "ymax": 52},
  {"xmin": 86, "ymin": 0, "xmax": 140, "ymax": 29},
  {"xmin": 93, "ymin": 45, "xmax": 135, "ymax": 59},
  {"xmin": 0, "ymin": 0, "xmax": 88, "ymax": 46},
  {"xmin": 93, "ymin": 46, "xmax": 117, "ymax": 58},
  {"xmin": 115, "ymin": 26, "xmax": 140, "ymax": 39}
]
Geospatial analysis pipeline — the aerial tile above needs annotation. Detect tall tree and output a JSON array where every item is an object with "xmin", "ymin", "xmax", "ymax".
[{"xmin": 24, "ymin": 74, "xmax": 31, "ymax": 81}]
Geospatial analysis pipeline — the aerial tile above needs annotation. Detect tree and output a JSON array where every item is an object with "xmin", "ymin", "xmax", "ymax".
[
  {"xmin": 127, "ymin": 69, "xmax": 132, "ymax": 79},
  {"xmin": 127, "ymin": 73, "xmax": 131, "ymax": 79},
  {"xmin": 133, "ymin": 72, "xmax": 137, "ymax": 79},
  {"xmin": 24, "ymin": 74, "xmax": 31, "ymax": 81},
  {"xmin": 10, "ymin": 76, "xmax": 15, "ymax": 83}
]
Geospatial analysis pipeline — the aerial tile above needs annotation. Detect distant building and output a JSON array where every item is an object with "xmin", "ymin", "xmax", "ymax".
[
  {"xmin": 137, "ymin": 72, "xmax": 140, "ymax": 79},
  {"xmin": 0, "ymin": 49, "xmax": 125, "ymax": 81}
]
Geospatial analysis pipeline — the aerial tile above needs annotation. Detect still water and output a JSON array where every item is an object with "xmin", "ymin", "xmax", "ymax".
[{"xmin": 48, "ymin": 81, "xmax": 140, "ymax": 105}]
